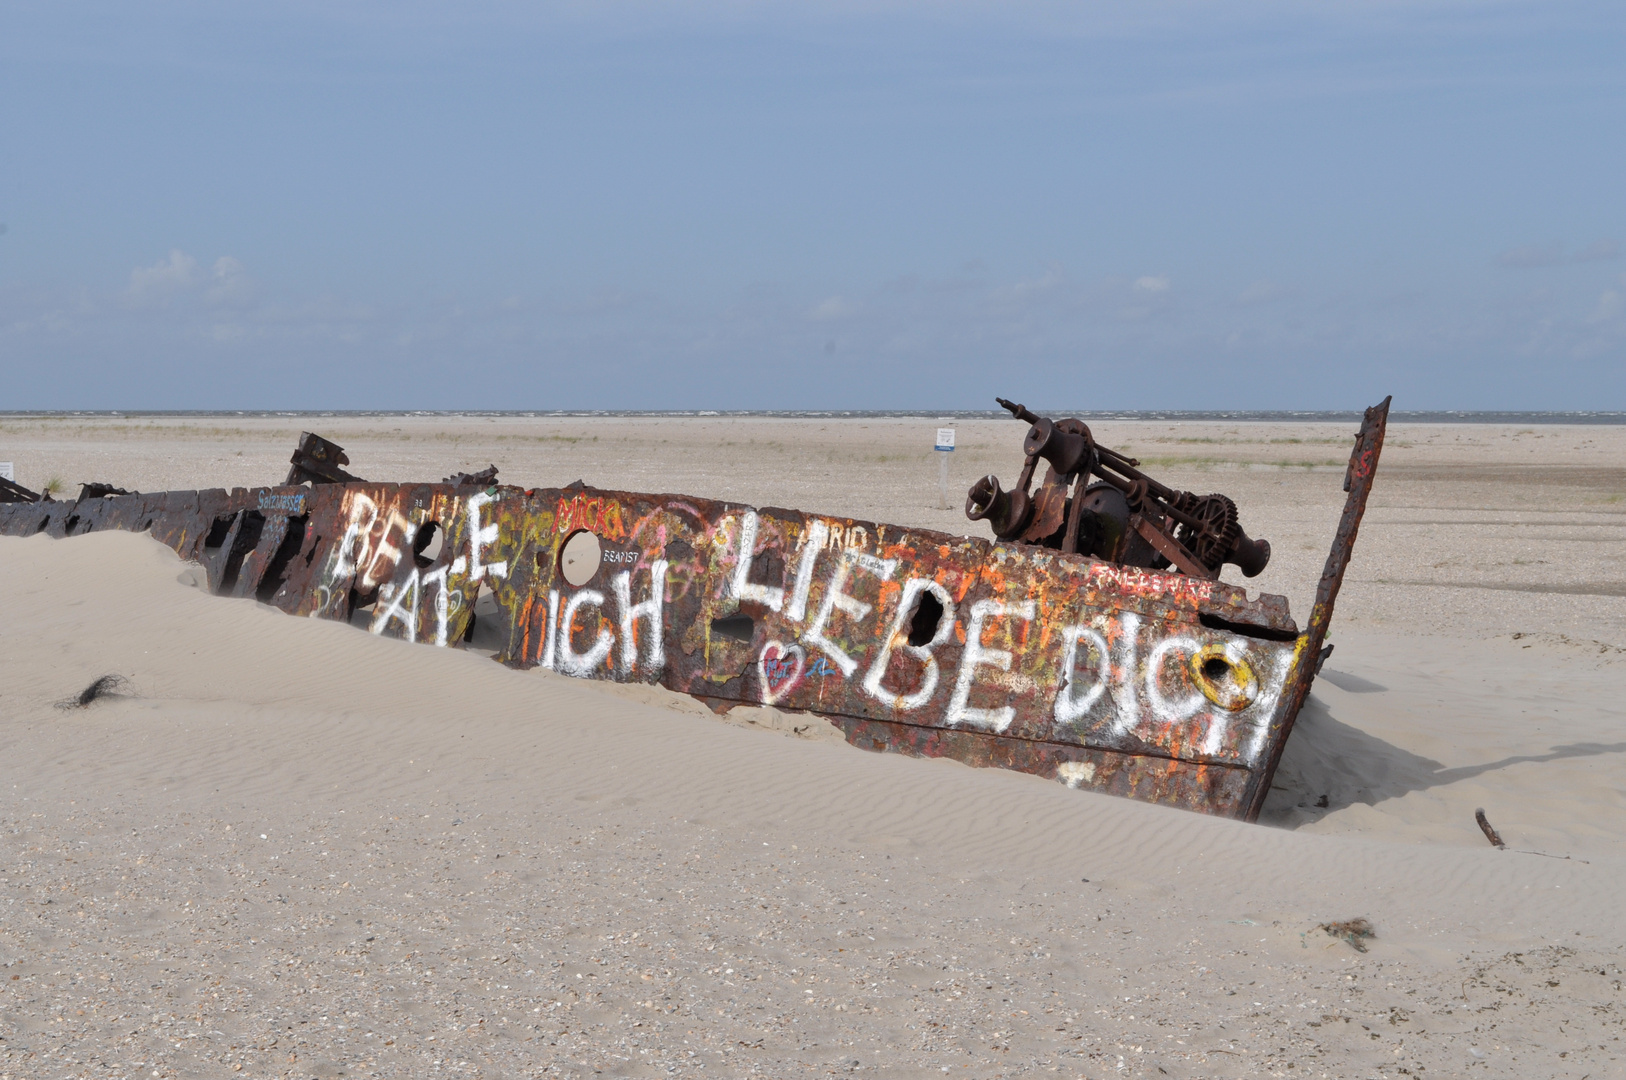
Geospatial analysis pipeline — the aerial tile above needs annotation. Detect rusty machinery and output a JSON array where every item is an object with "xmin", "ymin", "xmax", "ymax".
[{"xmin": 966, "ymin": 398, "xmax": 1271, "ymax": 580}]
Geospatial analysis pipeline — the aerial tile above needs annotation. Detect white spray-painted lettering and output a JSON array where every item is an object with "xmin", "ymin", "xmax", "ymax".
[
  {"xmin": 1146, "ymin": 635, "xmax": 1206, "ymax": 724},
  {"xmin": 1053, "ymin": 624, "xmax": 1112, "ymax": 724},
  {"xmin": 507, "ymin": 498, "xmax": 1295, "ymax": 768},
  {"xmin": 945, "ymin": 598, "xmax": 1037, "ymax": 733},
  {"xmin": 466, "ymin": 491, "xmax": 508, "ymax": 582},
  {"xmin": 1242, "ymin": 647, "xmax": 1295, "ymax": 763},
  {"xmin": 541, "ymin": 589, "xmax": 560, "ymax": 670},
  {"xmin": 330, "ymin": 494, "xmax": 377, "ymax": 583},
  {"xmin": 823, "ymin": 524, "xmax": 868, "ymax": 551},
  {"xmin": 1107, "ymin": 612, "xmax": 1142, "ymax": 737},
  {"xmin": 370, "ymin": 571, "xmax": 421, "ymax": 641},
  {"xmin": 801, "ymin": 549, "xmax": 898, "ymax": 677},
  {"xmin": 861, "ymin": 578, "xmax": 956, "ymax": 711},
  {"xmin": 1045, "ymin": 610, "xmax": 1290, "ymax": 765},
  {"xmin": 784, "ymin": 520, "xmax": 829, "ymax": 622},
  {"xmin": 348, "ymin": 491, "xmax": 498, "ymax": 646},
  {"xmin": 368, "ymin": 510, "xmax": 416, "ymax": 588},
  {"xmin": 613, "ymin": 560, "xmax": 669, "ymax": 672},
  {"xmin": 729, "ymin": 511, "xmax": 785, "ymax": 611},
  {"xmin": 557, "ymin": 588, "xmax": 614, "ymax": 675},
  {"xmin": 424, "ymin": 564, "xmax": 455, "ymax": 647}
]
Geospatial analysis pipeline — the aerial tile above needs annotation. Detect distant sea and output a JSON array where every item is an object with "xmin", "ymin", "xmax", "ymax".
[{"xmin": 4, "ymin": 409, "xmax": 1624, "ymax": 424}]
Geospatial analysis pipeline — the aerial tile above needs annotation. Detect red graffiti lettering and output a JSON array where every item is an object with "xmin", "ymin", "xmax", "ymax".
[{"xmin": 556, "ymin": 494, "xmax": 626, "ymax": 540}]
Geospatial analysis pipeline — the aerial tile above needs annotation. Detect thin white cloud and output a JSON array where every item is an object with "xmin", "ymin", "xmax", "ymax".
[
  {"xmin": 1496, "ymin": 242, "xmax": 1564, "ymax": 269},
  {"xmin": 1573, "ymin": 239, "xmax": 1621, "ymax": 264},
  {"xmin": 207, "ymin": 256, "xmax": 251, "ymax": 305},
  {"xmin": 809, "ymin": 296, "xmax": 855, "ymax": 320},
  {"xmin": 127, "ymin": 250, "xmax": 198, "ymax": 305},
  {"xmin": 992, "ymin": 267, "xmax": 1063, "ymax": 303},
  {"xmin": 1589, "ymin": 275, "xmax": 1624, "ymax": 324},
  {"xmin": 317, "ymin": 0, "xmax": 1587, "ymax": 41},
  {"xmin": 10, "ymin": 244, "xmax": 1626, "ymax": 407},
  {"xmin": 1236, "ymin": 279, "xmax": 1283, "ymax": 305},
  {"xmin": 1497, "ymin": 240, "xmax": 1621, "ymax": 269}
]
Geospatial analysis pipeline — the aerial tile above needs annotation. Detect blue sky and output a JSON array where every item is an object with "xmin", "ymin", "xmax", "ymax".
[{"xmin": 3, "ymin": 1, "xmax": 1623, "ymax": 410}]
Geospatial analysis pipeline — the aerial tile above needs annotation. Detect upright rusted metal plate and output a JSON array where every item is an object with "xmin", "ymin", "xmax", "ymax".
[{"xmin": 1239, "ymin": 396, "xmax": 1391, "ymax": 820}]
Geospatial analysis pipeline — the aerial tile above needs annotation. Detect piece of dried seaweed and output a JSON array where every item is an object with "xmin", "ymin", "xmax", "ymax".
[
  {"xmin": 1319, "ymin": 918, "xmax": 1375, "ymax": 953},
  {"xmin": 55, "ymin": 674, "xmax": 129, "ymax": 710}
]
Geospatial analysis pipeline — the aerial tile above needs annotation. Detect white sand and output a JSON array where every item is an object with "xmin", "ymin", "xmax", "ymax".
[{"xmin": 1, "ymin": 417, "xmax": 1622, "ymax": 1078}]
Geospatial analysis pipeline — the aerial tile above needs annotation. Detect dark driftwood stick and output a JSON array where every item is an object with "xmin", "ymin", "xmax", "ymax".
[{"xmin": 1475, "ymin": 808, "xmax": 1505, "ymax": 849}]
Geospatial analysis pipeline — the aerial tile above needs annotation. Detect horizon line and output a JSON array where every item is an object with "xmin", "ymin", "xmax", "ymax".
[{"xmin": 3, "ymin": 409, "xmax": 1625, "ymax": 425}]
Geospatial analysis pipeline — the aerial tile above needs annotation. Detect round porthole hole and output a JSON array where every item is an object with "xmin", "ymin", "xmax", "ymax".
[
  {"xmin": 412, "ymin": 521, "xmax": 443, "ymax": 567},
  {"xmin": 559, "ymin": 530, "xmax": 602, "ymax": 587}
]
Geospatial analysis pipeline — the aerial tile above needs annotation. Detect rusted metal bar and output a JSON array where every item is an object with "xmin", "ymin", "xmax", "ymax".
[
  {"xmin": 1131, "ymin": 514, "xmax": 1208, "ymax": 577},
  {"xmin": 1239, "ymin": 395, "xmax": 1391, "ymax": 821},
  {"xmin": 0, "ymin": 403, "xmax": 1388, "ymax": 820}
]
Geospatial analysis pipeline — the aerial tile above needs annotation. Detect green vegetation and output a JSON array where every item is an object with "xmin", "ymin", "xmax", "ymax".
[
  {"xmin": 1160, "ymin": 435, "xmax": 1345, "ymax": 446},
  {"xmin": 1135, "ymin": 455, "xmax": 1345, "ymax": 470}
]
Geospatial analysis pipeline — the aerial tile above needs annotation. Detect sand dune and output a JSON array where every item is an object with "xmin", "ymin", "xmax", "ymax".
[{"xmin": 1, "ymin": 417, "xmax": 1623, "ymax": 1078}]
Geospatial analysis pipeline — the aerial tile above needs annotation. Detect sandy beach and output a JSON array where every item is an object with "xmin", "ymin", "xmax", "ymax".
[{"xmin": 1, "ymin": 415, "xmax": 1623, "ymax": 1079}]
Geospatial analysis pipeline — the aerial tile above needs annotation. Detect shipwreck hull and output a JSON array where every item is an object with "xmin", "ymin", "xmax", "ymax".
[{"xmin": 0, "ymin": 399, "xmax": 1388, "ymax": 819}]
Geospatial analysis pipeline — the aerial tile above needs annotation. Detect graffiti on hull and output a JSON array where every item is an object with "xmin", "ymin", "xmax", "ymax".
[{"xmin": 0, "ymin": 397, "xmax": 1389, "ymax": 821}]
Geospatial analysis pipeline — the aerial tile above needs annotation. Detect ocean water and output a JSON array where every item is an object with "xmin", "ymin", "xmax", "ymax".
[{"xmin": 3, "ymin": 409, "xmax": 1623, "ymax": 424}]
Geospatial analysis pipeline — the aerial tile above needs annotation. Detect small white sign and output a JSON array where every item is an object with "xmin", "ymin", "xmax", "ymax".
[
  {"xmin": 934, "ymin": 428, "xmax": 956, "ymax": 452},
  {"xmin": 0, "ymin": 462, "xmax": 12, "ymax": 482}
]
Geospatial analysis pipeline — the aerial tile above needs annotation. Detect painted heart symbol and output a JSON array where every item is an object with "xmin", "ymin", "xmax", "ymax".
[{"xmin": 757, "ymin": 640, "xmax": 806, "ymax": 705}]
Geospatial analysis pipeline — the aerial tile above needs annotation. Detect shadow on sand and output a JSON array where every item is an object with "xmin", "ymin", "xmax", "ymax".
[
  {"xmin": 1258, "ymin": 692, "xmax": 1626, "ymax": 829},
  {"xmin": 1315, "ymin": 668, "xmax": 1388, "ymax": 694}
]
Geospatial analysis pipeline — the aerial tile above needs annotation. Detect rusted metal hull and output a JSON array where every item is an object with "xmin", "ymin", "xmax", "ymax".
[{"xmin": 0, "ymin": 400, "xmax": 1388, "ymax": 819}]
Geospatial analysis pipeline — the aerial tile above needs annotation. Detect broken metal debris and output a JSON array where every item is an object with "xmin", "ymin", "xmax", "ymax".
[
  {"xmin": 286, "ymin": 431, "xmax": 362, "ymax": 486},
  {"xmin": 443, "ymin": 464, "xmax": 500, "ymax": 488},
  {"xmin": 0, "ymin": 475, "xmax": 42, "ymax": 504},
  {"xmin": 0, "ymin": 397, "xmax": 1391, "ymax": 820},
  {"xmin": 1318, "ymin": 918, "xmax": 1376, "ymax": 953},
  {"xmin": 77, "ymin": 482, "xmax": 134, "ymax": 503}
]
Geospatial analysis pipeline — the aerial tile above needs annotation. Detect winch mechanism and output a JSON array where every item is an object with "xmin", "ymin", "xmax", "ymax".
[{"xmin": 966, "ymin": 397, "xmax": 1271, "ymax": 580}]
